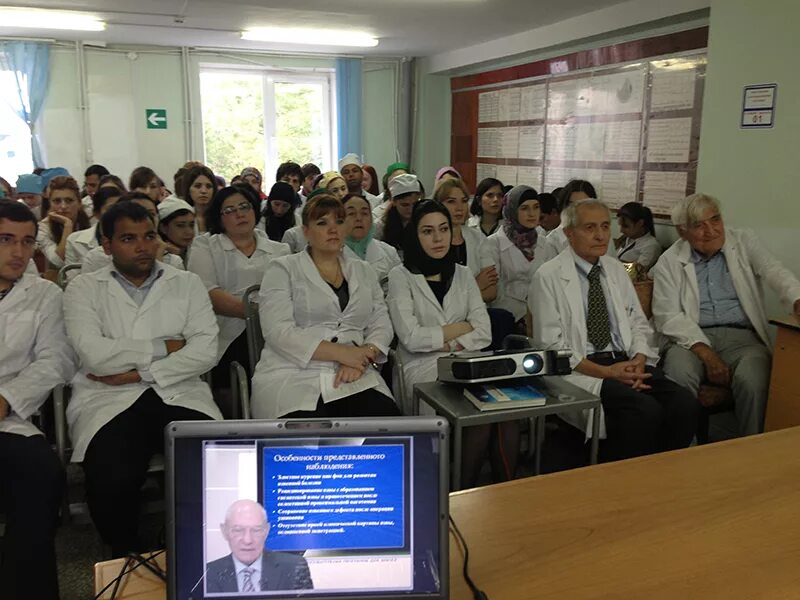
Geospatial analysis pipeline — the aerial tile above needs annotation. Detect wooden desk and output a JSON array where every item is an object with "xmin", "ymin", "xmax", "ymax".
[
  {"xmin": 765, "ymin": 316, "xmax": 800, "ymax": 431},
  {"xmin": 96, "ymin": 429, "xmax": 800, "ymax": 599}
]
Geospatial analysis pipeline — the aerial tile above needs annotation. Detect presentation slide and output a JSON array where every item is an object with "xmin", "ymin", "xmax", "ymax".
[{"xmin": 261, "ymin": 444, "xmax": 406, "ymax": 552}]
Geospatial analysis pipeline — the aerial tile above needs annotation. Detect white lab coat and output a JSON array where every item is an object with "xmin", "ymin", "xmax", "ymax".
[
  {"xmin": 187, "ymin": 229, "xmax": 290, "ymax": 360},
  {"xmin": 35, "ymin": 219, "xmax": 65, "ymax": 269},
  {"xmin": 531, "ymin": 249, "xmax": 660, "ymax": 437},
  {"xmin": 63, "ymin": 262, "xmax": 223, "ymax": 462},
  {"xmin": 387, "ymin": 264, "xmax": 492, "ymax": 414},
  {"xmin": 616, "ymin": 233, "xmax": 662, "ymax": 270},
  {"xmin": 342, "ymin": 238, "xmax": 401, "ymax": 294},
  {"xmin": 80, "ymin": 245, "xmax": 184, "ymax": 274},
  {"xmin": 363, "ymin": 190, "xmax": 381, "ymax": 210},
  {"xmin": 0, "ymin": 275, "xmax": 76, "ymax": 437},
  {"xmin": 281, "ymin": 225, "xmax": 306, "ymax": 253},
  {"xmin": 65, "ymin": 224, "xmax": 99, "ymax": 266},
  {"xmin": 467, "ymin": 215, "xmax": 504, "ymax": 237},
  {"xmin": 651, "ymin": 227, "xmax": 800, "ymax": 351},
  {"xmin": 250, "ymin": 251, "xmax": 394, "ymax": 419},
  {"xmin": 481, "ymin": 228, "xmax": 557, "ymax": 321}
]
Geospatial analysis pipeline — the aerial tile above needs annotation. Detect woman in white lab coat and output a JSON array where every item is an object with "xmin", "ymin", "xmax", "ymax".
[
  {"xmin": 615, "ymin": 202, "xmax": 662, "ymax": 271},
  {"xmin": 158, "ymin": 196, "xmax": 196, "ymax": 266},
  {"xmin": 481, "ymin": 185, "xmax": 556, "ymax": 325},
  {"xmin": 375, "ymin": 174, "xmax": 422, "ymax": 251},
  {"xmin": 388, "ymin": 201, "xmax": 514, "ymax": 487},
  {"xmin": 282, "ymin": 173, "xmax": 348, "ymax": 252},
  {"xmin": 187, "ymin": 184, "xmax": 290, "ymax": 385},
  {"xmin": 341, "ymin": 193, "xmax": 400, "ymax": 294},
  {"xmin": 36, "ymin": 176, "xmax": 92, "ymax": 271},
  {"xmin": 250, "ymin": 193, "xmax": 398, "ymax": 420},
  {"xmin": 467, "ymin": 177, "xmax": 505, "ymax": 236},
  {"xmin": 178, "ymin": 164, "xmax": 218, "ymax": 235},
  {"xmin": 65, "ymin": 186, "xmax": 123, "ymax": 266}
]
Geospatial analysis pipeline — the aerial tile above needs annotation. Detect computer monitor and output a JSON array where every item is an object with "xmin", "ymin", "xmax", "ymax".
[{"xmin": 166, "ymin": 417, "xmax": 449, "ymax": 599}]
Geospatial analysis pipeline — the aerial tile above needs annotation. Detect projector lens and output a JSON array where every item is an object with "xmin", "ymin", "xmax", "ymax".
[{"xmin": 522, "ymin": 354, "xmax": 543, "ymax": 374}]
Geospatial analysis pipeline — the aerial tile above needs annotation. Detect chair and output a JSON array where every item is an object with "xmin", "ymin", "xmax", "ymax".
[
  {"xmin": 243, "ymin": 284, "xmax": 263, "ymax": 375},
  {"xmin": 56, "ymin": 263, "xmax": 82, "ymax": 289}
]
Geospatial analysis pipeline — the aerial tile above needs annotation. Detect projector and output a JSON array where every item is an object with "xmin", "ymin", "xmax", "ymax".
[{"xmin": 437, "ymin": 348, "xmax": 572, "ymax": 384}]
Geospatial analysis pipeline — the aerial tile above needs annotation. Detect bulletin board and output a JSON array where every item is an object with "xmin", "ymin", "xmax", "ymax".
[{"xmin": 450, "ymin": 28, "xmax": 708, "ymax": 217}]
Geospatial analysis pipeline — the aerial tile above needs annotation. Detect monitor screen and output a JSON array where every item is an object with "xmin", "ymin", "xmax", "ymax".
[{"xmin": 167, "ymin": 419, "xmax": 448, "ymax": 600}]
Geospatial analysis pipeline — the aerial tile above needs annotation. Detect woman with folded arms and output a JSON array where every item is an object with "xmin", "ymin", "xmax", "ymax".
[
  {"xmin": 251, "ymin": 194, "xmax": 399, "ymax": 419},
  {"xmin": 341, "ymin": 193, "xmax": 400, "ymax": 294},
  {"xmin": 187, "ymin": 184, "xmax": 290, "ymax": 393}
]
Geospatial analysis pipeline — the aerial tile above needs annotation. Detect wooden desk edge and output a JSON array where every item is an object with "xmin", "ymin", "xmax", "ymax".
[{"xmin": 770, "ymin": 315, "xmax": 800, "ymax": 330}]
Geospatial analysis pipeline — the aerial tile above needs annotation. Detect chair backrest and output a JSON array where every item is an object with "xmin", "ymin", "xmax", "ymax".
[
  {"xmin": 243, "ymin": 284, "xmax": 264, "ymax": 373},
  {"xmin": 57, "ymin": 263, "xmax": 82, "ymax": 289}
]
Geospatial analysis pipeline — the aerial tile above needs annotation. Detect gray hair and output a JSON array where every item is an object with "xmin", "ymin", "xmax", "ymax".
[
  {"xmin": 562, "ymin": 198, "xmax": 610, "ymax": 229},
  {"xmin": 671, "ymin": 193, "xmax": 721, "ymax": 228}
]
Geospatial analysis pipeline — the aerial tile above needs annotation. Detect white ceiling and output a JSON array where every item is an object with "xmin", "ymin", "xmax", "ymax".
[{"xmin": 0, "ymin": 0, "xmax": 632, "ymax": 57}]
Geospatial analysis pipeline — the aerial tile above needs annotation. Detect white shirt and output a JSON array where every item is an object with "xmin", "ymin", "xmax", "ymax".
[
  {"xmin": 363, "ymin": 189, "xmax": 381, "ymax": 210},
  {"xmin": 233, "ymin": 556, "xmax": 262, "ymax": 592},
  {"xmin": 187, "ymin": 228, "xmax": 291, "ymax": 359},
  {"xmin": 281, "ymin": 225, "xmax": 306, "ymax": 253},
  {"xmin": 467, "ymin": 215, "xmax": 504, "ymax": 237},
  {"xmin": 458, "ymin": 225, "xmax": 493, "ymax": 277},
  {"xmin": 65, "ymin": 224, "xmax": 99, "ymax": 266},
  {"xmin": 35, "ymin": 218, "xmax": 67, "ymax": 269},
  {"xmin": 250, "ymin": 251, "xmax": 394, "ymax": 419},
  {"xmin": 616, "ymin": 233, "xmax": 662, "ymax": 270},
  {"xmin": 63, "ymin": 262, "xmax": 223, "ymax": 462},
  {"xmin": 80, "ymin": 245, "xmax": 184, "ymax": 274},
  {"xmin": 0, "ymin": 275, "xmax": 77, "ymax": 437}
]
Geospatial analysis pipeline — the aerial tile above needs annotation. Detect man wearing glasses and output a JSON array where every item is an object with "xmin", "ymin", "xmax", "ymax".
[
  {"xmin": 652, "ymin": 193, "xmax": 800, "ymax": 437},
  {"xmin": 206, "ymin": 499, "xmax": 313, "ymax": 593}
]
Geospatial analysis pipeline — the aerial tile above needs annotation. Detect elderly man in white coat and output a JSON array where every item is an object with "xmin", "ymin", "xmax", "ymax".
[
  {"xmin": 652, "ymin": 194, "xmax": 800, "ymax": 436},
  {"xmin": 64, "ymin": 202, "xmax": 223, "ymax": 557},
  {"xmin": 0, "ymin": 201, "xmax": 76, "ymax": 600},
  {"xmin": 531, "ymin": 199, "xmax": 697, "ymax": 461}
]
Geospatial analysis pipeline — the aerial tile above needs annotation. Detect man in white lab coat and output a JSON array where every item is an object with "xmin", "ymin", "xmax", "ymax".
[
  {"xmin": 64, "ymin": 201, "xmax": 223, "ymax": 557},
  {"xmin": 531, "ymin": 199, "xmax": 697, "ymax": 461},
  {"xmin": 0, "ymin": 201, "xmax": 76, "ymax": 599},
  {"xmin": 652, "ymin": 194, "xmax": 800, "ymax": 436}
]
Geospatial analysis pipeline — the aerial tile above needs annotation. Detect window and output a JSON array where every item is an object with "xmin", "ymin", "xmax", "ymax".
[
  {"xmin": 200, "ymin": 67, "xmax": 336, "ymax": 184},
  {"xmin": 0, "ymin": 69, "xmax": 34, "ymax": 184}
]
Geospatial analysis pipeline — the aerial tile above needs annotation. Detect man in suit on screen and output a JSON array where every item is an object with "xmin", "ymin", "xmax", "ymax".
[{"xmin": 206, "ymin": 499, "xmax": 313, "ymax": 593}]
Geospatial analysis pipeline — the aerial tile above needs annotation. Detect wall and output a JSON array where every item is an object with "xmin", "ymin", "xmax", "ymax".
[
  {"xmin": 695, "ymin": 0, "xmax": 800, "ymax": 312},
  {"xmin": 40, "ymin": 44, "xmax": 402, "ymax": 188}
]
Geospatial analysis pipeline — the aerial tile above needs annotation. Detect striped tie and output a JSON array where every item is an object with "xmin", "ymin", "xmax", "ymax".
[{"xmin": 241, "ymin": 567, "xmax": 256, "ymax": 592}]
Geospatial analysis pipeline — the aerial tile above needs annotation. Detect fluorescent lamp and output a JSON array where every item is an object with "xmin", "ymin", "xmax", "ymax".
[
  {"xmin": 242, "ymin": 27, "xmax": 378, "ymax": 47},
  {"xmin": 0, "ymin": 8, "xmax": 106, "ymax": 31}
]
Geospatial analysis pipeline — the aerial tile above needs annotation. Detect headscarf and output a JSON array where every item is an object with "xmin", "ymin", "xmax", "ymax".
[
  {"xmin": 318, "ymin": 171, "xmax": 345, "ymax": 190},
  {"xmin": 343, "ymin": 195, "xmax": 374, "ymax": 259},
  {"xmin": 502, "ymin": 185, "xmax": 539, "ymax": 262},
  {"xmin": 402, "ymin": 200, "xmax": 456, "ymax": 282},
  {"xmin": 435, "ymin": 166, "xmax": 461, "ymax": 182},
  {"xmin": 263, "ymin": 181, "xmax": 298, "ymax": 242},
  {"xmin": 240, "ymin": 166, "xmax": 262, "ymax": 184}
]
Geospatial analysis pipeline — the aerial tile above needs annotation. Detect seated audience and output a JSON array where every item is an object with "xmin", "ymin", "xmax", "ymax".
[
  {"xmin": 14, "ymin": 174, "xmax": 44, "ymax": 221},
  {"xmin": 482, "ymin": 185, "xmax": 556, "ymax": 325},
  {"xmin": 188, "ymin": 184, "xmax": 290, "ymax": 381},
  {"xmin": 157, "ymin": 196, "xmax": 196, "ymax": 265},
  {"xmin": 536, "ymin": 191, "xmax": 561, "ymax": 237},
  {"xmin": 65, "ymin": 186, "xmax": 123, "ymax": 265},
  {"xmin": 206, "ymin": 499, "xmax": 313, "ymax": 593},
  {"xmin": 36, "ymin": 175, "xmax": 91, "ymax": 270},
  {"xmin": 341, "ymin": 192, "xmax": 400, "ymax": 293},
  {"xmin": 652, "ymin": 193, "xmax": 800, "ymax": 436},
  {"xmin": 263, "ymin": 181, "xmax": 299, "ymax": 243},
  {"xmin": 81, "ymin": 164, "xmax": 110, "ymax": 218},
  {"xmin": 80, "ymin": 192, "xmax": 184, "ymax": 273},
  {"xmin": 468, "ymin": 177, "xmax": 505, "ymax": 236},
  {"xmin": 63, "ymin": 201, "xmax": 223, "ymax": 557},
  {"xmin": 375, "ymin": 174, "xmax": 422, "ymax": 252},
  {"xmin": 339, "ymin": 153, "xmax": 379, "ymax": 207},
  {"xmin": 531, "ymin": 199, "xmax": 697, "ymax": 461},
  {"xmin": 129, "ymin": 166, "xmax": 162, "ymax": 204},
  {"xmin": 615, "ymin": 202, "xmax": 661, "ymax": 270},
  {"xmin": 0, "ymin": 201, "xmax": 76, "ymax": 599},
  {"xmin": 250, "ymin": 194, "xmax": 398, "ymax": 419},
  {"xmin": 179, "ymin": 164, "xmax": 218, "ymax": 235}
]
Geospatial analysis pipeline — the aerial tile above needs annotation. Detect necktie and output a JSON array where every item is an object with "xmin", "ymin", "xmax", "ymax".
[
  {"xmin": 242, "ymin": 567, "xmax": 256, "ymax": 592},
  {"xmin": 586, "ymin": 264, "xmax": 611, "ymax": 350}
]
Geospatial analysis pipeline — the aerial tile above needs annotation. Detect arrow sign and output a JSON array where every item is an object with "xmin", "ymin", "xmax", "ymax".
[{"xmin": 146, "ymin": 109, "xmax": 167, "ymax": 129}]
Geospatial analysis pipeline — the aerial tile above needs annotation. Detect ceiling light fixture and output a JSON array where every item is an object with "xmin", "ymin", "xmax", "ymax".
[
  {"xmin": 0, "ymin": 7, "xmax": 106, "ymax": 31},
  {"xmin": 242, "ymin": 27, "xmax": 378, "ymax": 48}
]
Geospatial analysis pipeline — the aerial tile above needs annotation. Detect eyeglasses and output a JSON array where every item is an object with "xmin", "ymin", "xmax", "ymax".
[{"xmin": 221, "ymin": 202, "xmax": 253, "ymax": 216}]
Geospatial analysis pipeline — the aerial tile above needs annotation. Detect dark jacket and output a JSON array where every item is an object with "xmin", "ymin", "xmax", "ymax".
[{"xmin": 205, "ymin": 551, "xmax": 313, "ymax": 593}]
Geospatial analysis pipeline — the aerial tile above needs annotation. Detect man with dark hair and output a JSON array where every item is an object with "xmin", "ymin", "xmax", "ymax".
[
  {"xmin": 300, "ymin": 163, "xmax": 321, "ymax": 200},
  {"xmin": 0, "ymin": 201, "xmax": 76, "ymax": 599},
  {"xmin": 537, "ymin": 192, "xmax": 561, "ymax": 236},
  {"xmin": 275, "ymin": 162, "xmax": 303, "ymax": 193},
  {"xmin": 64, "ymin": 201, "xmax": 223, "ymax": 557},
  {"xmin": 338, "ymin": 153, "xmax": 379, "ymax": 208},
  {"xmin": 82, "ymin": 164, "xmax": 111, "ymax": 219}
]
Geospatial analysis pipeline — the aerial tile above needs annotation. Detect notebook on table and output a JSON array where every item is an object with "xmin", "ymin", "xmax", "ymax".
[{"xmin": 166, "ymin": 417, "xmax": 449, "ymax": 600}]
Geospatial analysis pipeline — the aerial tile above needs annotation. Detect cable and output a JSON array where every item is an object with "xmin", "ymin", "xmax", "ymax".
[
  {"xmin": 449, "ymin": 515, "xmax": 489, "ymax": 600},
  {"xmin": 92, "ymin": 550, "xmax": 167, "ymax": 600}
]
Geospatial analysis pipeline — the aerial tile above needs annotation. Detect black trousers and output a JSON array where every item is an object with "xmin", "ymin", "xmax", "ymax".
[
  {"xmin": 597, "ymin": 359, "xmax": 698, "ymax": 462},
  {"xmin": 282, "ymin": 389, "xmax": 400, "ymax": 418},
  {"xmin": 0, "ymin": 432, "xmax": 65, "ymax": 600},
  {"xmin": 82, "ymin": 388, "xmax": 211, "ymax": 557}
]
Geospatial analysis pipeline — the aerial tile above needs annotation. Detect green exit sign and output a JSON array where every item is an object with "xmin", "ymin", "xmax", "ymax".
[{"xmin": 146, "ymin": 109, "xmax": 167, "ymax": 129}]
